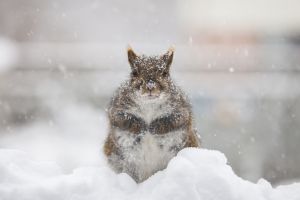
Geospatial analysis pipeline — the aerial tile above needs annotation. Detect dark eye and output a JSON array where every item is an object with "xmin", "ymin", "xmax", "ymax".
[
  {"xmin": 132, "ymin": 71, "xmax": 138, "ymax": 77},
  {"xmin": 162, "ymin": 71, "xmax": 168, "ymax": 77}
]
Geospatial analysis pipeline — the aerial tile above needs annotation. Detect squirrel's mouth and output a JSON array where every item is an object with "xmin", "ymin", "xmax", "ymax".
[
  {"xmin": 141, "ymin": 91, "xmax": 160, "ymax": 99},
  {"xmin": 139, "ymin": 88, "xmax": 161, "ymax": 99},
  {"xmin": 149, "ymin": 89, "xmax": 161, "ymax": 97}
]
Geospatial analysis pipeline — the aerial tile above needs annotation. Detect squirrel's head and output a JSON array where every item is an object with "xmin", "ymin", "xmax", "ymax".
[{"xmin": 127, "ymin": 46, "xmax": 174, "ymax": 99}]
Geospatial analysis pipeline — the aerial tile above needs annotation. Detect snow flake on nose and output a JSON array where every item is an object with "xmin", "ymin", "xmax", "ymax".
[{"xmin": 146, "ymin": 80, "xmax": 156, "ymax": 90}]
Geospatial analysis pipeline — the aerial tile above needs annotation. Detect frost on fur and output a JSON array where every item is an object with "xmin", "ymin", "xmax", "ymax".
[{"xmin": 104, "ymin": 47, "xmax": 200, "ymax": 182}]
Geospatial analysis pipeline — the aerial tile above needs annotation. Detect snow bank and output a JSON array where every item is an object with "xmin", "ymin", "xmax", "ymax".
[
  {"xmin": 0, "ymin": 148, "xmax": 299, "ymax": 200},
  {"xmin": 0, "ymin": 102, "xmax": 299, "ymax": 199}
]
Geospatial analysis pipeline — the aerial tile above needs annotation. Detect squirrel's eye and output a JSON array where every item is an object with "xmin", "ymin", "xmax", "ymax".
[
  {"xmin": 132, "ymin": 71, "xmax": 138, "ymax": 77},
  {"xmin": 162, "ymin": 71, "xmax": 168, "ymax": 77}
]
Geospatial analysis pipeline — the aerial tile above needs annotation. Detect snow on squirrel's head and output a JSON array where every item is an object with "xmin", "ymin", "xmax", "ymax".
[{"xmin": 127, "ymin": 46, "xmax": 174, "ymax": 99}]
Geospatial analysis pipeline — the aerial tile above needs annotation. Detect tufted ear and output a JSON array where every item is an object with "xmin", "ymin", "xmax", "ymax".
[
  {"xmin": 162, "ymin": 46, "xmax": 174, "ymax": 72},
  {"xmin": 127, "ymin": 45, "xmax": 137, "ymax": 68}
]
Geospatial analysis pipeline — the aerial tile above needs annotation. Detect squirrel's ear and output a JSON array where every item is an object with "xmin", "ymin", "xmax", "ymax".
[
  {"xmin": 162, "ymin": 46, "xmax": 174, "ymax": 71},
  {"xmin": 127, "ymin": 46, "xmax": 137, "ymax": 67}
]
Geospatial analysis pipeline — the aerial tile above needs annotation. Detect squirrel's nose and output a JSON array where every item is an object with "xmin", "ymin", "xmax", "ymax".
[{"xmin": 146, "ymin": 80, "xmax": 156, "ymax": 90}]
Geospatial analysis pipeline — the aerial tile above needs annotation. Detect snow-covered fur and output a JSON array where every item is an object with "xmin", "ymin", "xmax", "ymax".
[{"xmin": 104, "ymin": 47, "xmax": 200, "ymax": 183}]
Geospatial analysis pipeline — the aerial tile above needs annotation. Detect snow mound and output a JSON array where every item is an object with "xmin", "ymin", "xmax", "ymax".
[{"xmin": 0, "ymin": 148, "xmax": 299, "ymax": 200}]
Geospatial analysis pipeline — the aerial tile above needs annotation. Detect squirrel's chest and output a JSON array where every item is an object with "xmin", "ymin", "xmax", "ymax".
[{"xmin": 130, "ymin": 95, "xmax": 172, "ymax": 124}]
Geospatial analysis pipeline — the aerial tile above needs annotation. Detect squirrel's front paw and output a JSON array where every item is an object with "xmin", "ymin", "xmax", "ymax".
[
  {"xmin": 126, "ymin": 116, "xmax": 147, "ymax": 134},
  {"xmin": 149, "ymin": 117, "xmax": 171, "ymax": 135}
]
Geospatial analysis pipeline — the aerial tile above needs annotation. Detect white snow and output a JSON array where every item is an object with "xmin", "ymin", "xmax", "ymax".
[
  {"xmin": 0, "ymin": 103, "xmax": 299, "ymax": 200},
  {"xmin": 0, "ymin": 148, "xmax": 299, "ymax": 200}
]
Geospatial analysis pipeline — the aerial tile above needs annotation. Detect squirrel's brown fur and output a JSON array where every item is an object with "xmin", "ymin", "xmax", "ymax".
[{"xmin": 103, "ymin": 47, "xmax": 200, "ymax": 182}]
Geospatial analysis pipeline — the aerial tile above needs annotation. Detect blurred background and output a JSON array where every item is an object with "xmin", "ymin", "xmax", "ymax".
[{"xmin": 0, "ymin": 0, "xmax": 299, "ymax": 185}]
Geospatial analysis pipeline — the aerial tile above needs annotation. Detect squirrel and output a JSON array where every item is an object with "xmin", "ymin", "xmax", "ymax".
[{"xmin": 103, "ymin": 46, "xmax": 200, "ymax": 183}]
